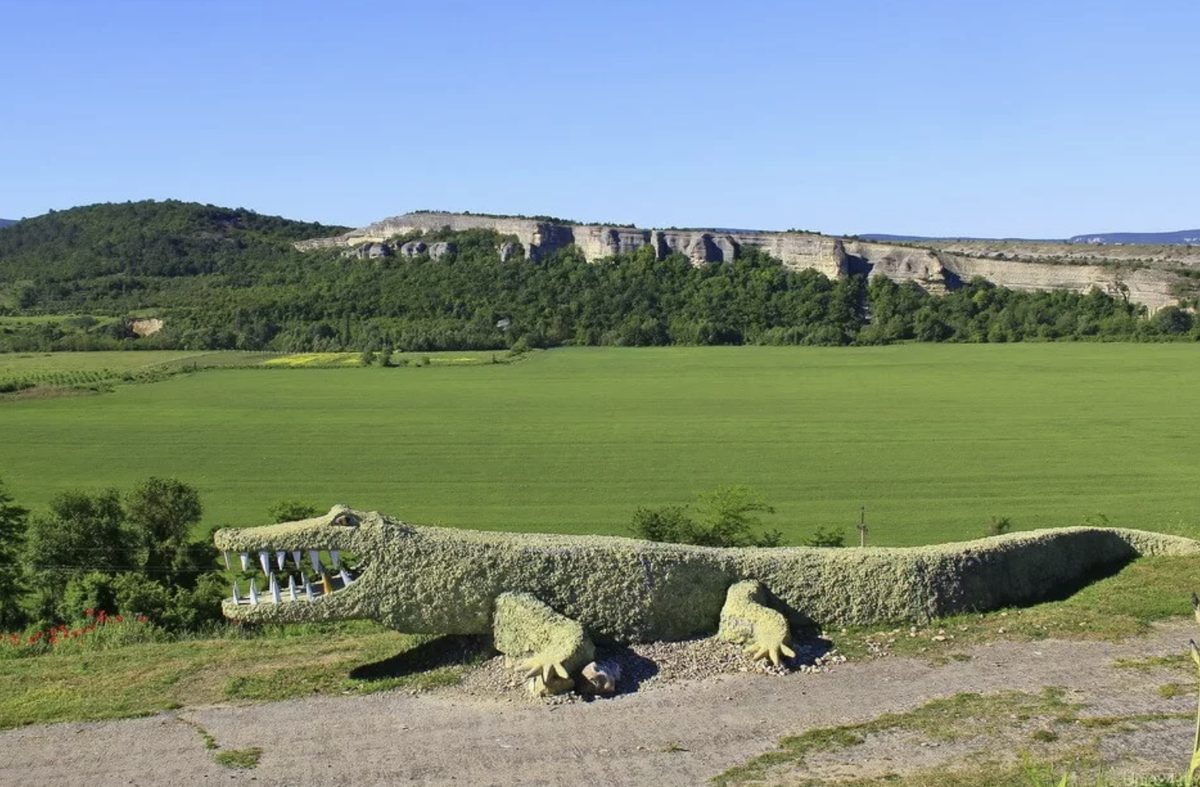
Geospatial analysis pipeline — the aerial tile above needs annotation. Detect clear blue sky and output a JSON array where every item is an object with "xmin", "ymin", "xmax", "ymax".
[{"xmin": 2, "ymin": 0, "xmax": 1196, "ymax": 237}]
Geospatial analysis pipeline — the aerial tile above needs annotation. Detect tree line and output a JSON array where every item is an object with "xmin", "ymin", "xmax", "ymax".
[
  {"xmin": 0, "ymin": 477, "xmax": 226, "ymax": 634},
  {"xmin": 1, "ymin": 201, "xmax": 1196, "ymax": 353}
]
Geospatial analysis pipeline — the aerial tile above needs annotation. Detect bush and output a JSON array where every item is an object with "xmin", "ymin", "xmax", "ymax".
[
  {"xmin": 988, "ymin": 516, "xmax": 1012, "ymax": 537},
  {"xmin": 629, "ymin": 486, "xmax": 783, "ymax": 548},
  {"xmin": 112, "ymin": 573, "xmax": 171, "ymax": 622},
  {"xmin": 59, "ymin": 572, "xmax": 120, "ymax": 622},
  {"xmin": 629, "ymin": 506, "xmax": 693, "ymax": 543},
  {"xmin": 163, "ymin": 573, "xmax": 227, "ymax": 631},
  {"xmin": 696, "ymin": 485, "xmax": 781, "ymax": 547},
  {"xmin": 266, "ymin": 499, "xmax": 321, "ymax": 523},
  {"xmin": 801, "ymin": 526, "xmax": 846, "ymax": 548}
]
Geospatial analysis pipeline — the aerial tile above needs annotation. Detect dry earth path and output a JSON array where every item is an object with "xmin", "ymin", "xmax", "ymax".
[{"xmin": 2, "ymin": 621, "xmax": 1196, "ymax": 787}]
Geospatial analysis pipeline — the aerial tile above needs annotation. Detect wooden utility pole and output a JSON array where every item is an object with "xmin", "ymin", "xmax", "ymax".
[{"xmin": 857, "ymin": 506, "xmax": 868, "ymax": 547}]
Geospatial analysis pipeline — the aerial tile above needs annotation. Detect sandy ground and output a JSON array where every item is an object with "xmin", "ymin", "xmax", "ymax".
[{"xmin": 1, "ymin": 621, "xmax": 1195, "ymax": 787}]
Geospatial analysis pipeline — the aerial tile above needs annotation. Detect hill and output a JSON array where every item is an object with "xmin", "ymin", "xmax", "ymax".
[
  {"xmin": 1068, "ymin": 229, "xmax": 1200, "ymax": 245},
  {"xmin": 0, "ymin": 219, "xmax": 15, "ymax": 230},
  {"xmin": 0, "ymin": 200, "xmax": 347, "ymax": 281}
]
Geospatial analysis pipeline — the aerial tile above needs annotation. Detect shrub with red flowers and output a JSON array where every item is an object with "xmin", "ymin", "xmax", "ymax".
[{"xmin": 0, "ymin": 609, "xmax": 161, "ymax": 658}]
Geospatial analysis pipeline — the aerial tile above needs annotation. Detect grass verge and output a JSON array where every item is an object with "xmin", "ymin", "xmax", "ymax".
[
  {"xmin": 0, "ymin": 621, "xmax": 487, "ymax": 730},
  {"xmin": 830, "ymin": 556, "xmax": 1200, "ymax": 661}
]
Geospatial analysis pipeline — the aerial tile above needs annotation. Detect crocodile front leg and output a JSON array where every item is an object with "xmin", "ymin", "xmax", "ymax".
[
  {"xmin": 718, "ymin": 579, "xmax": 796, "ymax": 667},
  {"xmin": 493, "ymin": 592, "xmax": 596, "ymax": 695}
]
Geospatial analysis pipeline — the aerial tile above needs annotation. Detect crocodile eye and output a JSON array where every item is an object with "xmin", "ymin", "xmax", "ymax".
[{"xmin": 333, "ymin": 513, "xmax": 359, "ymax": 527}]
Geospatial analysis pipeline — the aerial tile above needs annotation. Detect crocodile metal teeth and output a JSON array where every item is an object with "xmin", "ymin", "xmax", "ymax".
[{"xmin": 222, "ymin": 546, "xmax": 357, "ymax": 604}]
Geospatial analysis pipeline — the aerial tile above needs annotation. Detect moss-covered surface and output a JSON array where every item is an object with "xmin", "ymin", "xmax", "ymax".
[
  {"xmin": 215, "ymin": 508, "xmax": 1200, "ymax": 645},
  {"xmin": 717, "ymin": 580, "xmax": 795, "ymax": 665},
  {"xmin": 493, "ymin": 591, "xmax": 595, "ymax": 684}
]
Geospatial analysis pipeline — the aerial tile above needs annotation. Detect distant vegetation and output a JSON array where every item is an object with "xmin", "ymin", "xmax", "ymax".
[{"xmin": 0, "ymin": 201, "xmax": 1197, "ymax": 354}]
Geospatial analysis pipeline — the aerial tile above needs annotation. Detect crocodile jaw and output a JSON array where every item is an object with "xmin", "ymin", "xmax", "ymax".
[{"xmin": 214, "ymin": 505, "xmax": 375, "ymax": 624}]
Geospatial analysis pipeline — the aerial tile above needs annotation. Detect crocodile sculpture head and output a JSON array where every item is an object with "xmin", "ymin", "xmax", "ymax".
[{"xmin": 214, "ymin": 505, "xmax": 385, "ymax": 625}]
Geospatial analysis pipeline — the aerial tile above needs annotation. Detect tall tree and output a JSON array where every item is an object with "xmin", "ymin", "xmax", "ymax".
[
  {"xmin": 0, "ymin": 479, "xmax": 29, "ymax": 629},
  {"xmin": 126, "ymin": 477, "xmax": 202, "ymax": 582},
  {"xmin": 23, "ymin": 488, "xmax": 129, "ymax": 620}
]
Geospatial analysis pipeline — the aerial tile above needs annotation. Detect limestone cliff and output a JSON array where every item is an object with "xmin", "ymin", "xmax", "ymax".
[
  {"xmin": 842, "ymin": 241, "xmax": 950, "ymax": 294},
  {"xmin": 296, "ymin": 212, "xmax": 1192, "ymax": 310},
  {"xmin": 297, "ymin": 211, "xmax": 847, "ymax": 276}
]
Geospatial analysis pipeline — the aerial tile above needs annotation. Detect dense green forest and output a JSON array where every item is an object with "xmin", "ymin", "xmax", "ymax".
[{"xmin": 1, "ymin": 200, "xmax": 1196, "ymax": 353}]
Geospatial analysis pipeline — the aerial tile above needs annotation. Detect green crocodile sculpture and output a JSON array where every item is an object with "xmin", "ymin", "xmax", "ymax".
[{"xmin": 214, "ymin": 506, "xmax": 1200, "ymax": 693}]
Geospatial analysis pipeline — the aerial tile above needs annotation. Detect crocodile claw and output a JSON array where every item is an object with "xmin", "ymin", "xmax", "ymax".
[
  {"xmin": 744, "ymin": 641, "xmax": 796, "ymax": 667},
  {"xmin": 523, "ymin": 658, "xmax": 569, "ymax": 682}
]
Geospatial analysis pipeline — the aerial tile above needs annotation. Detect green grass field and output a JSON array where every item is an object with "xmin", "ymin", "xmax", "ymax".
[
  {"xmin": 0, "ymin": 349, "xmax": 206, "ymax": 374},
  {"xmin": 2, "ymin": 345, "xmax": 1199, "ymax": 546}
]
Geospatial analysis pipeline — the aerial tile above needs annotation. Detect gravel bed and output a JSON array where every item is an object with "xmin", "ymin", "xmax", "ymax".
[{"xmin": 453, "ymin": 634, "xmax": 847, "ymax": 704}]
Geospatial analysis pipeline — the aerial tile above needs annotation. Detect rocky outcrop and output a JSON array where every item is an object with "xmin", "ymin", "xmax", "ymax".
[
  {"xmin": 843, "ymin": 241, "xmax": 949, "ymax": 294},
  {"xmin": 727, "ymin": 233, "xmax": 846, "ymax": 278},
  {"xmin": 130, "ymin": 318, "xmax": 163, "ymax": 337},
  {"xmin": 298, "ymin": 212, "xmax": 1190, "ymax": 309},
  {"xmin": 498, "ymin": 241, "xmax": 520, "ymax": 262},
  {"xmin": 427, "ymin": 242, "xmax": 456, "ymax": 260},
  {"xmin": 940, "ymin": 255, "xmax": 1179, "ymax": 311},
  {"xmin": 342, "ymin": 242, "xmax": 393, "ymax": 260},
  {"xmin": 572, "ymin": 226, "xmax": 650, "ymax": 259},
  {"xmin": 399, "ymin": 241, "xmax": 427, "ymax": 258},
  {"xmin": 303, "ymin": 212, "xmax": 543, "ymax": 257}
]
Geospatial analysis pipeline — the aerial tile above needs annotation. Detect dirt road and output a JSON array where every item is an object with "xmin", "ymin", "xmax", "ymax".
[{"xmin": 2, "ymin": 621, "xmax": 1194, "ymax": 787}]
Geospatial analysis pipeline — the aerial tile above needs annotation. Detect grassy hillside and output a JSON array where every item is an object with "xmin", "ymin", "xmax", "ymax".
[
  {"xmin": 2, "ymin": 345, "xmax": 1198, "ymax": 546},
  {"xmin": 0, "ymin": 200, "xmax": 348, "ymax": 332},
  {"xmin": 0, "ymin": 200, "xmax": 346, "ymax": 283}
]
